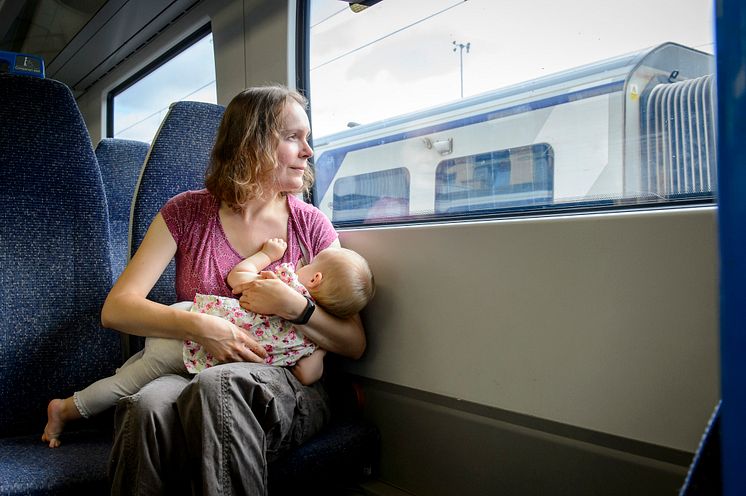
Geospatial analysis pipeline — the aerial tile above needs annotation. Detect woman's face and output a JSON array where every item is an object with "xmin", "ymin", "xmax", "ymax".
[{"xmin": 272, "ymin": 100, "xmax": 313, "ymax": 193}]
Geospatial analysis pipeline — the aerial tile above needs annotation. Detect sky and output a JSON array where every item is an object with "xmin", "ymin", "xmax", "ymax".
[
  {"xmin": 112, "ymin": 0, "xmax": 714, "ymax": 143},
  {"xmin": 309, "ymin": 0, "xmax": 715, "ymax": 138},
  {"xmin": 113, "ymin": 34, "xmax": 217, "ymax": 142}
]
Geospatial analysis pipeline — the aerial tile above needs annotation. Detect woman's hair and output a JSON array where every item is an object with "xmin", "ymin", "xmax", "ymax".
[
  {"xmin": 309, "ymin": 248, "xmax": 375, "ymax": 319},
  {"xmin": 205, "ymin": 85, "xmax": 314, "ymax": 206}
]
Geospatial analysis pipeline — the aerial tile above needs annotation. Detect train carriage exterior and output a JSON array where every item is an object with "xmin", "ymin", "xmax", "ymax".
[{"xmin": 314, "ymin": 42, "xmax": 715, "ymax": 224}]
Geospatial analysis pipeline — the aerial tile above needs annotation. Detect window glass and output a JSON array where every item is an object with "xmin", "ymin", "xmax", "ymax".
[
  {"xmin": 332, "ymin": 167, "xmax": 410, "ymax": 224},
  {"xmin": 435, "ymin": 144, "xmax": 553, "ymax": 214},
  {"xmin": 110, "ymin": 31, "xmax": 216, "ymax": 143},
  {"xmin": 307, "ymin": 0, "xmax": 716, "ymax": 225}
]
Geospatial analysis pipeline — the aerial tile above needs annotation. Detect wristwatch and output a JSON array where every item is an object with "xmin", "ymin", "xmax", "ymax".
[{"xmin": 290, "ymin": 296, "xmax": 316, "ymax": 325}]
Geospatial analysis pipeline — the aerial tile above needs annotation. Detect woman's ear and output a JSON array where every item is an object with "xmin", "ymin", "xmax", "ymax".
[{"xmin": 306, "ymin": 271, "xmax": 323, "ymax": 288}]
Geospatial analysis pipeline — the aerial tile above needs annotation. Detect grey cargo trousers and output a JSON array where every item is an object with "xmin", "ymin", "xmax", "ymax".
[{"xmin": 108, "ymin": 362, "xmax": 331, "ymax": 495}]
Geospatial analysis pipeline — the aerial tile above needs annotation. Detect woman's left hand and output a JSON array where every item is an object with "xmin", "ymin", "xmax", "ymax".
[{"xmin": 233, "ymin": 271, "xmax": 306, "ymax": 319}]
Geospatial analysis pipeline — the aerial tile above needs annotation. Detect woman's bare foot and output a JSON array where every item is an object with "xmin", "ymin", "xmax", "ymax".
[{"xmin": 42, "ymin": 397, "xmax": 80, "ymax": 448}]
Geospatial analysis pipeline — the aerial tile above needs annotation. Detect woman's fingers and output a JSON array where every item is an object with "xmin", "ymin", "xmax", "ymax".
[{"xmin": 232, "ymin": 324, "xmax": 268, "ymax": 361}]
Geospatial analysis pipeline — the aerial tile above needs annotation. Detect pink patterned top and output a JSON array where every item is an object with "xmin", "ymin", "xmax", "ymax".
[{"xmin": 160, "ymin": 189, "xmax": 338, "ymax": 301}]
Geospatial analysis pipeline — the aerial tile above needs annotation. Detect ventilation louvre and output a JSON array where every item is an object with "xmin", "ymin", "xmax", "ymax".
[{"xmin": 643, "ymin": 75, "xmax": 717, "ymax": 197}]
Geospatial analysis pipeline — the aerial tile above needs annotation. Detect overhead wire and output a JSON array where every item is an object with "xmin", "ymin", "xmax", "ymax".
[{"xmin": 310, "ymin": 0, "xmax": 467, "ymax": 71}]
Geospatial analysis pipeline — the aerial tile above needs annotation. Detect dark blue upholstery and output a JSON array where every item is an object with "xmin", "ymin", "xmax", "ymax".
[
  {"xmin": 130, "ymin": 101, "xmax": 225, "ymax": 305},
  {"xmin": 679, "ymin": 400, "xmax": 723, "ymax": 496},
  {"xmin": 95, "ymin": 138, "xmax": 149, "ymax": 279},
  {"xmin": 124, "ymin": 100, "xmax": 225, "ymax": 356},
  {"xmin": 0, "ymin": 75, "xmax": 121, "ymax": 494},
  {"xmin": 269, "ymin": 418, "xmax": 379, "ymax": 493}
]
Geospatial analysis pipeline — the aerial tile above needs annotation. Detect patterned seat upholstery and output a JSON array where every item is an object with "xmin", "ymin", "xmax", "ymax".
[
  {"xmin": 130, "ymin": 101, "xmax": 225, "ymax": 301},
  {"xmin": 126, "ymin": 100, "xmax": 225, "ymax": 355},
  {"xmin": 0, "ymin": 75, "xmax": 121, "ymax": 494},
  {"xmin": 95, "ymin": 138, "xmax": 149, "ymax": 279}
]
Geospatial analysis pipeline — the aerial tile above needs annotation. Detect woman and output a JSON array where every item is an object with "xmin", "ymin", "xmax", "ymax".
[{"xmin": 101, "ymin": 86, "xmax": 365, "ymax": 495}]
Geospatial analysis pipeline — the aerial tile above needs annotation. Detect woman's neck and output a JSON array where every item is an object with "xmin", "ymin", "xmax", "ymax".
[
  {"xmin": 218, "ymin": 193, "xmax": 290, "ymax": 258},
  {"xmin": 224, "ymin": 193, "xmax": 286, "ymax": 223}
]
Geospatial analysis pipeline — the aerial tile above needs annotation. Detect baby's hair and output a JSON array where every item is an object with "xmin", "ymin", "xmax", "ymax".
[{"xmin": 308, "ymin": 248, "xmax": 375, "ymax": 318}]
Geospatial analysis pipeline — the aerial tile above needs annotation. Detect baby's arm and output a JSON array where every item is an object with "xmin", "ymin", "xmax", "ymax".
[
  {"xmin": 291, "ymin": 349, "xmax": 327, "ymax": 386},
  {"xmin": 227, "ymin": 238, "xmax": 287, "ymax": 289}
]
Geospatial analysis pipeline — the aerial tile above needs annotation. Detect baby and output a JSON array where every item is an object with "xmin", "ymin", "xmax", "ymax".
[{"xmin": 42, "ymin": 240, "xmax": 374, "ymax": 448}]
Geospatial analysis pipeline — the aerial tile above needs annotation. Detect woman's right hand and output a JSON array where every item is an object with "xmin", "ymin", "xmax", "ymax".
[{"xmin": 195, "ymin": 312, "xmax": 268, "ymax": 364}]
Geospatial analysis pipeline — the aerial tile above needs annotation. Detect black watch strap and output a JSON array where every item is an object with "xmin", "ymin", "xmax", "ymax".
[{"xmin": 290, "ymin": 296, "xmax": 316, "ymax": 325}]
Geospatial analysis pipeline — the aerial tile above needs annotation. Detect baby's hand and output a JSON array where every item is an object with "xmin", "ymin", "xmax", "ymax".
[{"xmin": 262, "ymin": 238, "xmax": 287, "ymax": 262}]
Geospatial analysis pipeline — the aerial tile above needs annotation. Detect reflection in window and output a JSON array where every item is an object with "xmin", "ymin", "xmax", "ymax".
[
  {"xmin": 332, "ymin": 168, "xmax": 410, "ymax": 223},
  {"xmin": 435, "ymin": 144, "xmax": 554, "ymax": 214}
]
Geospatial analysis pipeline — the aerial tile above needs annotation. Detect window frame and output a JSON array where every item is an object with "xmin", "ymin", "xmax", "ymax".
[{"xmin": 106, "ymin": 23, "xmax": 213, "ymax": 139}]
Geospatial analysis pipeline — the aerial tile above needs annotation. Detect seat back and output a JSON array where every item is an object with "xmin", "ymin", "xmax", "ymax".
[
  {"xmin": 679, "ymin": 400, "xmax": 723, "ymax": 495},
  {"xmin": 127, "ymin": 101, "xmax": 224, "ymax": 351},
  {"xmin": 95, "ymin": 138, "xmax": 149, "ymax": 279},
  {"xmin": 0, "ymin": 75, "xmax": 121, "ymax": 437}
]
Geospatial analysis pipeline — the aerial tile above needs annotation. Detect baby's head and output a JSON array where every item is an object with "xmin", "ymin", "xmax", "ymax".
[{"xmin": 296, "ymin": 247, "xmax": 375, "ymax": 318}]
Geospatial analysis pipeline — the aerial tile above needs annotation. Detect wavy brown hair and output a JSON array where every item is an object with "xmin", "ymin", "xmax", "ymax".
[{"xmin": 205, "ymin": 85, "xmax": 313, "ymax": 206}]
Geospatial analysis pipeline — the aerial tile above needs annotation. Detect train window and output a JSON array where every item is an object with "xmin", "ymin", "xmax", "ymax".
[
  {"xmin": 332, "ymin": 167, "xmax": 410, "ymax": 223},
  {"xmin": 108, "ymin": 26, "xmax": 216, "ymax": 143},
  {"xmin": 305, "ymin": 0, "xmax": 716, "ymax": 225},
  {"xmin": 435, "ymin": 144, "xmax": 553, "ymax": 214}
]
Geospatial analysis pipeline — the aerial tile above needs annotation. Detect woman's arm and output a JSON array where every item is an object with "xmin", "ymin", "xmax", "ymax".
[
  {"xmin": 296, "ymin": 304, "xmax": 366, "ymax": 359},
  {"xmin": 237, "ymin": 278, "xmax": 365, "ymax": 358},
  {"xmin": 101, "ymin": 213, "xmax": 267, "ymax": 363},
  {"xmin": 232, "ymin": 240, "xmax": 366, "ymax": 359}
]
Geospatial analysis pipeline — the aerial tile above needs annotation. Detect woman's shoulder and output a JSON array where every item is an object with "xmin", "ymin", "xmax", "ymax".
[
  {"xmin": 164, "ymin": 188, "xmax": 215, "ymax": 212},
  {"xmin": 286, "ymin": 194, "xmax": 338, "ymax": 253},
  {"xmin": 287, "ymin": 193, "xmax": 325, "ymax": 217},
  {"xmin": 161, "ymin": 189, "xmax": 216, "ymax": 233},
  {"xmin": 168, "ymin": 188, "xmax": 213, "ymax": 205}
]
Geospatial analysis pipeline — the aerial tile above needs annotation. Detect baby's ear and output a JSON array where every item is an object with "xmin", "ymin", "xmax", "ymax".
[{"xmin": 307, "ymin": 272, "xmax": 324, "ymax": 288}]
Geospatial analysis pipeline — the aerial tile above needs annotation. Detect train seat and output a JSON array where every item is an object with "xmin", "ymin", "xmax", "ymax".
[
  {"xmin": 94, "ymin": 138, "xmax": 149, "ymax": 279},
  {"xmin": 128, "ymin": 101, "xmax": 224, "ymax": 302},
  {"xmin": 130, "ymin": 100, "xmax": 379, "ymax": 493},
  {"xmin": 0, "ymin": 74, "xmax": 121, "ymax": 494},
  {"xmin": 679, "ymin": 400, "xmax": 722, "ymax": 495}
]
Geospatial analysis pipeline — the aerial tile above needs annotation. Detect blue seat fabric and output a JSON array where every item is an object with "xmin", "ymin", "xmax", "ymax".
[
  {"xmin": 130, "ymin": 101, "xmax": 224, "ymax": 299},
  {"xmin": 0, "ymin": 75, "xmax": 121, "ymax": 494},
  {"xmin": 95, "ymin": 138, "xmax": 149, "ymax": 279},
  {"xmin": 126, "ymin": 100, "xmax": 225, "ymax": 355}
]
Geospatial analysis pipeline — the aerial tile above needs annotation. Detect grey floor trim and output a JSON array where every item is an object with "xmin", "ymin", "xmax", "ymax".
[{"xmin": 354, "ymin": 375, "xmax": 694, "ymax": 467}]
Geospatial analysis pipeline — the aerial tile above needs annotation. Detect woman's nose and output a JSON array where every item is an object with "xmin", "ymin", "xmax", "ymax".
[{"xmin": 302, "ymin": 141, "xmax": 313, "ymax": 158}]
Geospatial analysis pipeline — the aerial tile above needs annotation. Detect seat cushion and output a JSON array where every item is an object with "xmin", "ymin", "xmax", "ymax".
[
  {"xmin": 0, "ymin": 430, "xmax": 111, "ymax": 496},
  {"xmin": 269, "ymin": 418, "xmax": 380, "ymax": 493}
]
